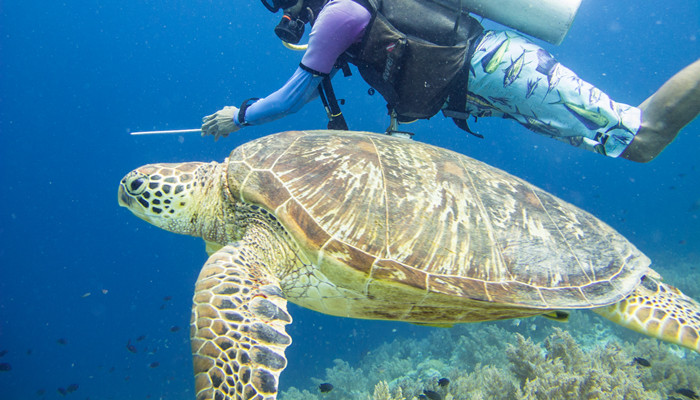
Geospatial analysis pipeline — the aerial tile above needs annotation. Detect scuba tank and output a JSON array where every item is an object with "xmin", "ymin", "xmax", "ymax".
[
  {"xmin": 431, "ymin": 0, "xmax": 582, "ymax": 45},
  {"xmin": 264, "ymin": 0, "xmax": 582, "ymax": 46}
]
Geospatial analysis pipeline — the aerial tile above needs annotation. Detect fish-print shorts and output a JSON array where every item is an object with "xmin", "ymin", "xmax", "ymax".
[{"xmin": 465, "ymin": 30, "xmax": 642, "ymax": 157}]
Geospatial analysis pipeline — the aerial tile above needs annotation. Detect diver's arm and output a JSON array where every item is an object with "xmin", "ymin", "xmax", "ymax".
[
  {"xmin": 204, "ymin": 0, "xmax": 370, "ymax": 135},
  {"xmin": 234, "ymin": 67, "xmax": 323, "ymax": 126},
  {"xmin": 236, "ymin": 0, "xmax": 370, "ymax": 127}
]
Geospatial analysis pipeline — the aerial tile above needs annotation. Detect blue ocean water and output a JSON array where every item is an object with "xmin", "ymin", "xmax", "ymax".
[{"xmin": 0, "ymin": 1, "xmax": 698, "ymax": 399}]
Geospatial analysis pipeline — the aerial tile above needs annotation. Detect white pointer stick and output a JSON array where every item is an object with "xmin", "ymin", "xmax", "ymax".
[{"xmin": 130, "ymin": 128, "xmax": 201, "ymax": 135}]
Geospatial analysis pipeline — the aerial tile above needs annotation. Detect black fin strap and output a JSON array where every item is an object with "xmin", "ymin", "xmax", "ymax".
[
  {"xmin": 238, "ymin": 97, "xmax": 261, "ymax": 126},
  {"xmin": 453, "ymin": 117, "xmax": 483, "ymax": 138}
]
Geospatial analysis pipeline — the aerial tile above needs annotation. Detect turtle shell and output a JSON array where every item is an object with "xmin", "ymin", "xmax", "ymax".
[{"xmin": 225, "ymin": 130, "xmax": 649, "ymax": 311}]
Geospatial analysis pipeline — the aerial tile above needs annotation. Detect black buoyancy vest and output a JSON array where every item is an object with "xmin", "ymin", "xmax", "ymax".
[{"xmin": 346, "ymin": 0, "xmax": 483, "ymax": 120}]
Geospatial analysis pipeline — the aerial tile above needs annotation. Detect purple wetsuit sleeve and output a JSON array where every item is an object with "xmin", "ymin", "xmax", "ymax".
[
  {"xmin": 234, "ymin": 67, "xmax": 323, "ymax": 127},
  {"xmin": 234, "ymin": 0, "xmax": 370, "ymax": 127},
  {"xmin": 301, "ymin": 0, "xmax": 371, "ymax": 74}
]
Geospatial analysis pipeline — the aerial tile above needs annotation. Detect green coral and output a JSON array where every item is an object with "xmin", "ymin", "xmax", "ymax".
[
  {"xmin": 624, "ymin": 338, "xmax": 700, "ymax": 394},
  {"xmin": 506, "ymin": 328, "xmax": 661, "ymax": 400}
]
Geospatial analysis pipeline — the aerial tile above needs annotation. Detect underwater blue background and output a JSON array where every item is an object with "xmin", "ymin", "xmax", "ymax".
[{"xmin": 0, "ymin": 0, "xmax": 698, "ymax": 398}]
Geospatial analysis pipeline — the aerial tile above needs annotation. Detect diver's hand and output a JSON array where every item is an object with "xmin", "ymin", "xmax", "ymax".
[{"xmin": 201, "ymin": 106, "xmax": 240, "ymax": 141}]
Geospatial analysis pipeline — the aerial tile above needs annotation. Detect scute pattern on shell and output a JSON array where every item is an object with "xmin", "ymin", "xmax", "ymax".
[{"xmin": 226, "ymin": 131, "xmax": 649, "ymax": 309}]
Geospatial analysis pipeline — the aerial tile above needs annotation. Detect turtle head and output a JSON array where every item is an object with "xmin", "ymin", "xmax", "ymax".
[{"xmin": 118, "ymin": 161, "xmax": 224, "ymax": 237}]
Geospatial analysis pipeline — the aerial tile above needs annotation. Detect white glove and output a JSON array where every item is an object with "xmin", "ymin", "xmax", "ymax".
[{"xmin": 201, "ymin": 106, "xmax": 240, "ymax": 141}]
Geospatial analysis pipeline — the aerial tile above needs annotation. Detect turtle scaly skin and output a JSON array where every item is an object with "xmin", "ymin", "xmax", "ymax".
[{"xmin": 119, "ymin": 130, "xmax": 700, "ymax": 400}]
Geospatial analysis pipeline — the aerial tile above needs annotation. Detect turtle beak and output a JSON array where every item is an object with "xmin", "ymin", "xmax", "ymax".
[{"xmin": 118, "ymin": 185, "xmax": 133, "ymax": 208}]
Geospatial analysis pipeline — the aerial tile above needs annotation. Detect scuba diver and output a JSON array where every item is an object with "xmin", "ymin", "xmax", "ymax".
[{"xmin": 201, "ymin": 0, "xmax": 700, "ymax": 163}]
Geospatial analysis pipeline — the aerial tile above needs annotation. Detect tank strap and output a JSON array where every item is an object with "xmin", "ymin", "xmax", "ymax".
[{"xmin": 318, "ymin": 75, "xmax": 348, "ymax": 130}]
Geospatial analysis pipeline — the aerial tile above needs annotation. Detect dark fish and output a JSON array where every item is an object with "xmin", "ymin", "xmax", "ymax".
[
  {"xmin": 632, "ymin": 357, "xmax": 651, "ymax": 367},
  {"xmin": 57, "ymin": 387, "xmax": 68, "ymax": 396},
  {"xmin": 126, "ymin": 340, "xmax": 138, "ymax": 354},
  {"xmin": 57, "ymin": 338, "xmax": 68, "ymax": 345},
  {"xmin": 318, "ymin": 383, "xmax": 334, "ymax": 393},
  {"xmin": 438, "ymin": 378, "xmax": 450, "ymax": 387},
  {"xmin": 149, "ymin": 362, "xmax": 160, "ymax": 368},
  {"xmin": 109, "ymin": 366, "xmax": 115, "ymax": 373},
  {"xmin": 676, "ymin": 388, "xmax": 699, "ymax": 399},
  {"xmin": 36, "ymin": 389, "xmax": 46, "ymax": 396},
  {"xmin": 0, "ymin": 362, "xmax": 11, "ymax": 371},
  {"xmin": 170, "ymin": 326, "xmax": 180, "ymax": 333},
  {"xmin": 136, "ymin": 335, "xmax": 146, "ymax": 342},
  {"xmin": 525, "ymin": 77, "xmax": 541, "ymax": 99},
  {"xmin": 424, "ymin": 390, "xmax": 442, "ymax": 400},
  {"xmin": 0, "ymin": 350, "xmax": 7, "ymax": 357},
  {"xmin": 163, "ymin": 296, "xmax": 172, "ymax": 301},
  {"xmin": 26, "ymin": 349, "xmax": 32, "ymax": 355},
  {"xmin": 535, "ymin": 48, "xmax": 557, "ymax": 76},
  {"xmin": 66, "ymin": 384, "xmax": 79, "ymax": 393},
  {"xmin": 159, "ymin": 304, "xmax": 166, "ymax": 310}
]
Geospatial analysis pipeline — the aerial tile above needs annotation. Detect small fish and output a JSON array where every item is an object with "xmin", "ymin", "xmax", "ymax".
[
  {"xmin": 543, "ymin": 63, "xmax": 563, "ymax": 100},
  {"xmin": 503, "ymin": 50, "xmax": 529, "ymax": 87},
  {"xmin": 423, "ymin": 390, "xmax": 442, "ymax": 400},
  {"xmin": 465, "ymin": 92, "xmax": 497, "ymax": 114},
  {"xmin": 136, "ymin": 335, "xmax": 146, "ymax": 342},
  {"xmin": 438, "ymin": 378, "xmax": 450, "ymax": 387},
  {"xmin": 36, "ymin": 389, "xmax": 46, "ymax": 396},
  {"xmin": 588, "ymin": 86, "xmax": 603, "ymax": 105},
  {"xmin": 535, "ymin": 48, "xmax": 557, "ymax": 76},
  {"xmin": 482, "ymin": 36, "xmax": 511, "ymax": 74},
  {"xmin": 170, "ymin": 326, "xmax": 180, "ymax": 333},
  {"xmin": 525, "ymin": 77, "xmax": 541, "ymax": 99},
  {"xmin": 149, "ymin": 362, "xmax": 160, "ymax": 368},
  {"xmin": 676, "ymin": 388, "xmax": 699, "ymax": 399},
  {"xmin": 57, "ymin": 338, "xmax": 68, "ymax": 345},
  {"xmin": 632, "ymin": 357, "xmax": 651, "ymax": 367},
  {"xmin": 66, "ymin": 384, "xmax": 79, "ymax": 393},
  {"xmin": 0, "ymin": 350, "xmax": 7, "ymax": 357},
  {"xmin": 488, "ymin": 96, "xmax": 510, "ymax": 106},
  {"xmin": 159, "ymin": 304, "xmax": 166, "ymax": 310},
  {"xmin": 57, "ymin": 387, "xmax": 68, "ymax": 396},
  {"xmin": 0, "ymin": 362, "xmax": 11, "ymax": 371},
  {"xmin": 551, "ymin": 91, "xmax": 609, "ymax": 129},
  {"xmin": 26, "ymin": 349, "xmax": 32, "ymax": 355},
  {"xmin": 163, "ymin": 296, "xmax": 172, "ymax": 301},
  {"xmin": 318, "ymin": 383, "xmax": 334, "ymax": 393},
  {"xmin": 126, "ymin": 340, "xmax": 138, "ymax": 354}
]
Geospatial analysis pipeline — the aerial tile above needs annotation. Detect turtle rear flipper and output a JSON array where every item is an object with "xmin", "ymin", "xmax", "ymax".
[
  {"xmin": 192, "ymin": 244, "xmax": 292, "ymax": 400},
  {"xmin": 594, "ymin": 275, "xmax": 700, "ymax": 353}
]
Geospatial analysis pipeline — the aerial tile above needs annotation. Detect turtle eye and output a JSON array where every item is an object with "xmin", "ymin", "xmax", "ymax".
[{"xmin": 125, "ymin": 175, "xmax": 148, "ymax": 196}]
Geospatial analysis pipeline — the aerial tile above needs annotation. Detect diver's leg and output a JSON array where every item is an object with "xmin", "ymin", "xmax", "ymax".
[
  {"xmin": 620, "ymin": 59, "xmax": 700, "ymax": 163},
  {"xmin": 465, "ymin": 31, "xmax": 641, "ymax": 158}
]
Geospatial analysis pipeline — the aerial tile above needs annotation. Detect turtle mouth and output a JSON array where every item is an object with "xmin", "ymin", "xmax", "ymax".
[
  {"xmin": 118, "ymin": 183, "xmax": 153, "ymax": 221},
  {"xmin": 118, "ymin": 185, "xmax": 134, "ymax": 208}
]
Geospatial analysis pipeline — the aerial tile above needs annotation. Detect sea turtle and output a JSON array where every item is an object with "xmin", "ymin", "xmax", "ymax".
[{"xmin": 118, "ymin": 130, "xmax": 700, "ymax": 400}]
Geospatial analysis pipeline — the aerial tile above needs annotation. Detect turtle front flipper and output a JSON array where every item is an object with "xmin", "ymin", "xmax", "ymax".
[
  {"xmin": 594, "ymin": 275, "xmax": 700, "ymax": 353},
  {"xmin": 192, "ymin": 244, "xmax": 292, "ymax": 400}
]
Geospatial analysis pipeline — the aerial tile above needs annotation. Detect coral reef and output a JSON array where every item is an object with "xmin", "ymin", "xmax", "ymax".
[
  {"xmin": 506, "ymin": 329, "xmax": 660, "ymax": 400},
  {"xmin": 279, "ymin": 320, "xmax": 700, "ymax": 400}
]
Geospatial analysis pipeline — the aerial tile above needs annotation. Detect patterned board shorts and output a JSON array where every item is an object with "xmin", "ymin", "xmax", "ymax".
[{"xmin": 465, "ymin": 30, "xmax": 641, "ymax": 157}]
